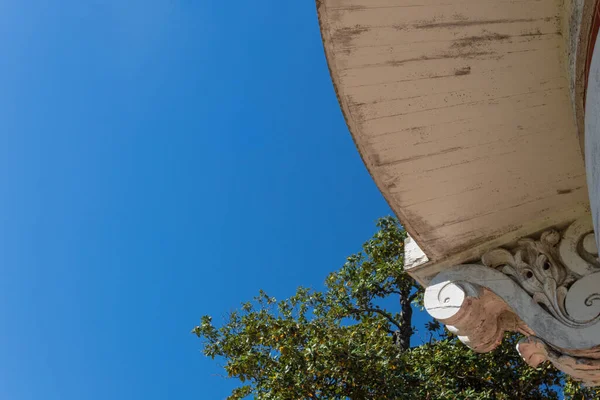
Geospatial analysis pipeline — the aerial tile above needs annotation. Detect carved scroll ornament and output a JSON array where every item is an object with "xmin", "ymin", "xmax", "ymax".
[{"xmin": 424, "ymin": 218, "xmax": 600, "ymax": 385}]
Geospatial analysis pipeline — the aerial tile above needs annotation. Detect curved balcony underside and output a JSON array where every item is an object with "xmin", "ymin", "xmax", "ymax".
[{"xmin": 318, "ymin": 0, "xmax": 590, "ymax": 276}]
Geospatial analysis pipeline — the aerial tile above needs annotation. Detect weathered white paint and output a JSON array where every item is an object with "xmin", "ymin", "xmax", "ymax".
[
  {"xmin": 404, "ymin": 235, "xmax": 428, "ymax": 270},
  {"xmin": 423, "ymin": 218, "xmax": 600, "ymax": 385},
  {"xmin": 426, "ymin": 264, "xmax": 600, "ymax": 350},
  {"xmin": 586, "ymin": 27, "xmax": 600, "ymax": 248},
  {"xmin": 425, "ymin": 273, "xmax": 527, "ymax": 352},
  {"xmin": 318, "ymin": 0, "xmax": 590, "ymax": 282},
  {"xmin": 559, "ymin": 216, "xmax": 597, "ymax": 276},
  {"xmin": 426, "ymin": 265, "xmax": 600, "ymax": 385}
]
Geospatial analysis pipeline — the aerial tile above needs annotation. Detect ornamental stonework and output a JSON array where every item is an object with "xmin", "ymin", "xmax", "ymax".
[{"xmin": 424, "ymin": 218, "xmax": 600, "ymax": 385}]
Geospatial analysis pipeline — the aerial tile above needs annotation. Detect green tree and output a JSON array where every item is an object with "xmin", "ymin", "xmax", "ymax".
[{"xmin": 194, "ymin": 217, "xmax": 600, "ymax": 399}]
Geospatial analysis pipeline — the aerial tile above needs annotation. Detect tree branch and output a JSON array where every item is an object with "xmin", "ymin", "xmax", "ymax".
[
  {"xmin": 408, "ymin": 292, "xmax": 419, "ymax": 303},
  {"xmin": 348, "ymin": 307, "xmax": 402, "ymax": 331}
]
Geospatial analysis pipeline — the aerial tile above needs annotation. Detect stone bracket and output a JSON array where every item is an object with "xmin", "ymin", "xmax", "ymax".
[{"xmin": 424, "ymin": 217, "xmax": 600, "ymax": 385}]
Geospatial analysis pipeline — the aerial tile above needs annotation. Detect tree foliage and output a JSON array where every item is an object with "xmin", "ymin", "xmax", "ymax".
[{"xmin": 194, "ymin": 217, "xmax": 600, "ymax": 399}]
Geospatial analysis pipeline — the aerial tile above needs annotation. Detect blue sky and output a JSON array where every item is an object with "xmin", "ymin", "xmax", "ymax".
[{"xmin": 0, "ymin": 1, "xmax": 431, "ymax": 399}]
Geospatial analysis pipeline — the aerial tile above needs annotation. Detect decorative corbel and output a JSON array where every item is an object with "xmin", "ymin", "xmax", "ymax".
[{"xmin": 424, "ymin": 217, "xmax": 600, "ymax": 385}]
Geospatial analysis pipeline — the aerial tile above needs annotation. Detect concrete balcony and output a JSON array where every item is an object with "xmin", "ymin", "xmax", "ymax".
[{"xmin": 318, "ymin": 0, "xmax": 600, "ymax": 385}]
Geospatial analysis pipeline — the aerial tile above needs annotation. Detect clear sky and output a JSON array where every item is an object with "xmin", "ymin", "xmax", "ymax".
[{"xmin": 0, "ymin": 1, "xmax": 431, "ymax": 399}]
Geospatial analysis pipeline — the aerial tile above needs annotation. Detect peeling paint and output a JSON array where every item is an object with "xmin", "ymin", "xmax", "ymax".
[
  {"xmin": 454, "ymin": 66, "xmax": 471, "ymax": 76},
  {"xmin": 416, "ymin": 18, "xmax": 537, "ymax": 30},
  {"xmin": 318, "ymin": 0, "xmax": 589, "ymax": 262},
  {"xmin": 331, "ymin": 25, "xmax": 368, "ymax": 48},
  {"xmin": 451, "ymin": 33, "xmax": 511, "ymax": 49}
]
